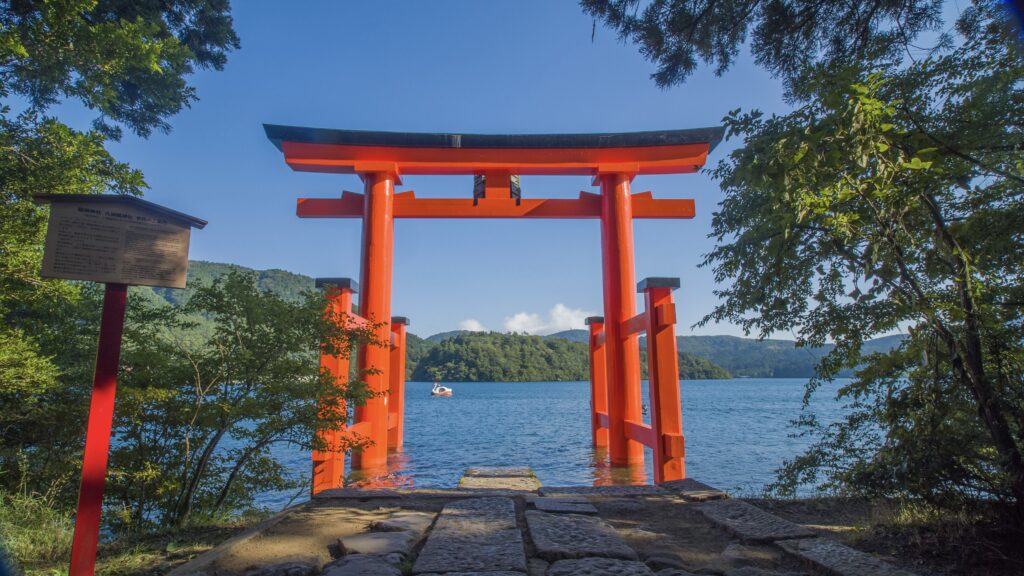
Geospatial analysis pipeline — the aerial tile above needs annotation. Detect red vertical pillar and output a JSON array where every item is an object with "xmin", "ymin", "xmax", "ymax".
[
  {"xmin": 353, "ymin": 171, "xmax": 396, "ymax": 471},
  {"xmin": 312, "ymin": 279, "xmax": 356, "ymax": 495},
  {"xmin": 388, "ymin": 317, "xmax": 408, "ymax": 451},
  {"xmin": 69, "ymin": 282, "xmax": 128, "ymax": 576},
  {"xmin": 599, "ymin": 173, "xmax": 644, "ymax": 466},
  {"xmin": 640, "ymin": 278, "xmax": 685, "ymax": 482},
  {"xmin": 585, "ymin": 316, "xmax": 609, "ymax": 447}
]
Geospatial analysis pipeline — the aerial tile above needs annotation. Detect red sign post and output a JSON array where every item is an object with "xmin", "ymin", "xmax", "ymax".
[{"xmin": 69, "ymin": 282, "xmax": 127, "ymax": 576}]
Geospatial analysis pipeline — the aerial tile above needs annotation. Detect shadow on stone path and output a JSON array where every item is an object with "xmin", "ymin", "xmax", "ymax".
[{"xmin": 168, "ymin": 467, "xmax": 924, "ymax": 576}]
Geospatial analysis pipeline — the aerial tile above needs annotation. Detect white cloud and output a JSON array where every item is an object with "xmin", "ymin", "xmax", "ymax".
[
  {"xmin": 458, "ymin": 318, "xmax": 487, "ymax": 332},
  {"xmin": 503, "ymin": 304, "xmax": 593, "ymax": 335},
  {"xmin": 504, "ymin": 312, "xmax": 546, "ymax": 334}
]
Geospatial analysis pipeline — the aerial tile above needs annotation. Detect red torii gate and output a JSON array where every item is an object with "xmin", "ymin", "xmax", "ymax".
[{"xmin": 263, "ymin": 125, "xmax": 723, "ymax": 492}]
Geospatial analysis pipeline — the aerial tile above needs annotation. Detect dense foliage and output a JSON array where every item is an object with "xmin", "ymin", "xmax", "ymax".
[
  {"xmin": 580, "ymin": 0, "xmax": 943, "ymax": 93},
  {"xmin": 696, "ymin": 2, "xmax": 1024, "ymax": 516}
]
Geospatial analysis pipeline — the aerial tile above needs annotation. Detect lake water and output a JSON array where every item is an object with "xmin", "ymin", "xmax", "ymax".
[{"xmin": 263, "ymin": 378, "xmax": 847, "ymax": 509}]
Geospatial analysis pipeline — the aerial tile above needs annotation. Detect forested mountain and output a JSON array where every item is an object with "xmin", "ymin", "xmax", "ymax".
[
  {"xmin": 150, "ymin": 261, "xmax": 900, "ymax": 380},
  {"xmin": 410, "ymin": 331, "xmax": 730, "ymax": 381},
  {"xmin": 545, "ymin": 330, "xmax": 903, "ymax": 378},
  {"xmin": 411, "ymin": 332, "xmax": 591, "ymax": 381},
  {"xmin": 151, "ymin": 260, "xmax": 315, "ymax": 306},
  {"xmin": 425, "ymin": 330, "xmax": 471, "ymax": 343}
]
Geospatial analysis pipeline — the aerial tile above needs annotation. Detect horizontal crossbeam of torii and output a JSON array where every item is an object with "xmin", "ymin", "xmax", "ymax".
[{"xmin": 263, "ymin": 124, "xmax": 723, "ymax": 492}]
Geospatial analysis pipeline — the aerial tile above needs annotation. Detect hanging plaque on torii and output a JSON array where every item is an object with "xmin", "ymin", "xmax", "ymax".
[{"xmin": 263, "ymin": 125, "xmax": 723, "ymax": 493}]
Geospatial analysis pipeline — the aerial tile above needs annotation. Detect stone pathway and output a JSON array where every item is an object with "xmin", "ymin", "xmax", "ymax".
[
  {"xmin": 171, "ymin": 470, "xmax": 928, "ymax": 576},
  {"xmin": 777, "ymin": 538, "xmax": 921, "ymax": 576},
  {"xmin": 526, "ymin": 510, "xmax": 638, "ymax": 561},
  {"xmin": 412, "ymin": 496, "xmax": 527, "ymax": 574},
  {"xmin": 695, "ymin": 500, "xmax": 817, "ymax": 543}
]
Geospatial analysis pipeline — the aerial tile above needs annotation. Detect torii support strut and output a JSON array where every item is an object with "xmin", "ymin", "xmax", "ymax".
[{"xmin": 264, "ymin": 124, "xmax": 723, "ymax": 481}]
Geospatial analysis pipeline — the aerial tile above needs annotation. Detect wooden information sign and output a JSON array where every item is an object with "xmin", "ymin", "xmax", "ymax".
[
  {"xmin": 37, "ymin": 195, "xmax": 205, "ymax": 289},
  {"xmin": 33, "ymin": 194, "xmax": 205, "ymax": 576}
]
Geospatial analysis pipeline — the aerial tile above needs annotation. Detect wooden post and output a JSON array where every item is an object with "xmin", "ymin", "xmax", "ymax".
[
  {"xmin": 388, "ymin": 317, "xmax": 409, "ymax": 451},
  {"xmin": 599, "ymin": 172, "xmax": 644, "ymax": 466},
  {"xmin": 353, "ymin": 171, "xmax": 396, "ymax": 471},
  {"xmin": 68, "ymin": 283, "xmax": 127, "ymax": 576},
  {"xmin": 312, "ymin": 278, "xmax": 357, "ymax": 495},
  {"xmin": 640, "ymin": 277, "xmax": 685, "ymax": 482},
  {"xmin": 586, "ymin": 316, "xmax": 609, "ymax": 447}
]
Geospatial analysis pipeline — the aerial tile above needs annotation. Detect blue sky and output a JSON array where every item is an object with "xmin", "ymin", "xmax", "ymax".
[{"xmin": 87, "ymin": 2, "xmax": 794, "ymax": 338}]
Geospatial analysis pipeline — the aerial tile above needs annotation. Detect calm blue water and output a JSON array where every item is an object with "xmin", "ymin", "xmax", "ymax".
[{"xmin": 263, "ymin": 378, "xmax": 848, "ymax": 509}]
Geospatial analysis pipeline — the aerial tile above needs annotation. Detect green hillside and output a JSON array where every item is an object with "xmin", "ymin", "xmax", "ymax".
[
  {"xmin": 151, "ymin": 260, "xmax": 315, "ymax": 307},
  {"xmin": 151, "ymin": 261, "xmax": 900, "ymax": 380},
  {"xmin": 676, "ymin": 334, "xmax": 903, "ymax": 377},
  {"xmin": 411, "ymin": 332, "xmax": 589, "ymax": 382},
  {"xmin": 410, "ymin": 331, "xmax": 730, "ymax": 382},
  {"xmin": 425, "ymin": 330, "xmax": 471, "ymax": 343},
  {"xmin": 545, "ymin": 330, "xmax": 903, "ymax": 378}
]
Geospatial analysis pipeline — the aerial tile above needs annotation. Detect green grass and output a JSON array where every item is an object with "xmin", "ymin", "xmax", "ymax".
[
  {"xmin": 0, "ymin": 489, "xmax": 260, "ymax": 576},
  {"xmin": 0, "ymin": 489, "xmax": 74, "ymax": 575}
]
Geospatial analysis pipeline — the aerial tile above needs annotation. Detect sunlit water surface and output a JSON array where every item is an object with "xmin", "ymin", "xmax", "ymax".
[{"xmin": 261, "ymin": 378, "xmax": 848, "ymax": 509}]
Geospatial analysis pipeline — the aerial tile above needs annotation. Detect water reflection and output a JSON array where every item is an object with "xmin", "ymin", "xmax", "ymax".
[
  {"xmin": 345, "ymin": 450, "xmax": 414, "ymax": 488},
  {"xmin": 589, "ymin": 447, "xmax": 647, "ymax": 485},
  {"xmin": 343, "ymin": 445, "xmax": 648, "ymax": 488}
]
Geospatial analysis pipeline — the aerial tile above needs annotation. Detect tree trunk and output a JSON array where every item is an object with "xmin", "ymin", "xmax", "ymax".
[
  {"xmin": 173, "ymin": 426, "xmax": 227, "ymax": 527},
  {"xmin": 954, "ymin": 279, "xmax": 1024, "ymax": 514},
  {"xmin": 212, "ymin": 436, "xmax": 274, "ymax": 512}
]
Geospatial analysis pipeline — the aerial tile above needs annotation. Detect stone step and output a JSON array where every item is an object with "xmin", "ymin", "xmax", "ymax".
[
  {"xmin": 411, "ymin": 497, "xmax": 527, "ymax": 574},
  {"xmin": 695, "ymin": 500, "xmax": 816, "ymax": 543},
  {"xmin": 525, "ymin": 510, "xmax": 638, "ymax": 562},
  {"xmin": 548, "ymin": 557, "xmax": 656, "ymax": 575},
  {"xmin": 464, "ymin": 466, "xmax": 535, "ymax": 477},
  {"xmin": 540, "ymin": 485, "xmax": 669, "ymax": 497},
  {"xmin": 531, "ymin": 496, "xmax": 598, "ymax": 515},
  {"xmin": 457, "ymin": 466, "xmax": 542, "ymax": 491},
  {"xmin": 776, "ymin": 538, "xmax": 921, "ymax": 576},
  {"xmin": 658, "ymin": 478, "xmax": 729, "ymax": 502}
]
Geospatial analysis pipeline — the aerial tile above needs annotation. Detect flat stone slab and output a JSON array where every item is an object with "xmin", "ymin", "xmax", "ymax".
[
  {"xmin": 723, "ymin": 568, "xmax": 808, "ymax": 576},
  {"xmin": 417, "ymin": 569, "xmax": 524, "ymax": 573},
  {"xmin": 394, "ymin": 487, "xmax": 529, "ymax": 498},
  {"xmin": 540, "ymin": 485, "xmax": 669, "ymax": 497},
  {"xmin": 337, "ymin": 530, "xmax": 420, "ymax": 556},
  {"xmin": 458, "ymin": 475, "xmax": 541, "ymax": 491},
  {"xmin": 412, "ymin": 497, "xmax": 526, "ymax": 574},
  {"xmin": 370, "ymin": 511, "xmax": 435, "ymax": 536},
  {"xmin": 244, "ymin": 560, "xmax": 319, "ymax": 576},
  {"xmin": 659, "ymin": 478, "xmax": 728, "ymax": 502},
  {"xmin": 321, "ymin": 555, "xmax": 402, "ymax": 576},
  {"xmin": 695, "ymin": 500, "xmax": 816, "ymax": 543},
  {"xmin": 776, "ymin": 537, "xmax": 919, "ymax": 576},
  {"xmin": 525, "ymin": 510, "xmax": 638, "ymax": 561},
  {"xmin": 533, "ymin": 497, "xmax": 598, "ymax": 514},
  {"xmin": 548, "ymin": 557, "xmax": 656, "ymax": 575},
  {"xmin": 464, "ymin": 466, "xmax": 535, "ymax": 477}
]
